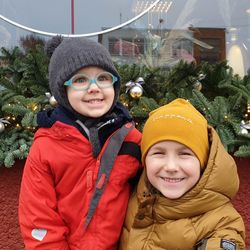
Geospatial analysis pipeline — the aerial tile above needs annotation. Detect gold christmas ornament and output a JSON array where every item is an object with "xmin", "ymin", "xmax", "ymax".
[
  {"xmin": 129, "ymin": 85, "xmax": 143, "ymax": 99},
  {"xmin": 125, "ymin": 77, "xmax": 144, "ymax": 99},
  {"xmin": 193, "ymin": 81, "xmax": 202, "ymax": 91}
]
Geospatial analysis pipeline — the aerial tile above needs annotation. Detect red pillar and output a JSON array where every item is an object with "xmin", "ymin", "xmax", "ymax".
[{"xmin": 71, "ymin": 0, "xmax": 75, "ymax": 34}]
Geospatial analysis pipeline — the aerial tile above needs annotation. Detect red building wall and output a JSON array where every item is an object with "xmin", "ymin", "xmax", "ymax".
[
  {"xmin": 0, "ymin": 160, "xmax": 25, "ymax": 250},
  {"xmin": 0, "ymin": 158, "xmax": 249, "ymax": 250}
]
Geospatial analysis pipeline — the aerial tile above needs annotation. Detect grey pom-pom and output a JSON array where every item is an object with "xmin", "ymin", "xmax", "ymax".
[{"xmin": 45, "ymin": 35, "xmax": 63, "ymax": 58}]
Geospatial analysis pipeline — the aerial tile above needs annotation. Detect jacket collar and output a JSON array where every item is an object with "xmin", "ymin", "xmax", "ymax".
[
  {"xmin": 36, "ymin": 102, "xmax": 133, "ymax": 156},
  {"xmin": 36, "ymin": 101, "xmax": 132, "ymax": 129}
]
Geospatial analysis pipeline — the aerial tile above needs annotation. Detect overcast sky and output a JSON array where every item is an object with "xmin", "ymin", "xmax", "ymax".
[
  {"xmin": 1, "ymin": 0, "xmax": 249, "ymax": 34},
  {"xmin": 0, "ymin": 0, "xmax": 249, "ymax": 73},
  {"xmin": 0, "ymin": 0, "xmax": 250, "ymax": 74}
]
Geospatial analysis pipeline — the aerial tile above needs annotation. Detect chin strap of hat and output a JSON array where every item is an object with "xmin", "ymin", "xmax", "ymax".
[{"xmin": 84, "ymin": 122, "xmax": 134, "ymax": 229}]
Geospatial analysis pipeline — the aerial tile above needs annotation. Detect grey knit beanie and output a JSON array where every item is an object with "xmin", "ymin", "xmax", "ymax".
[{"xmin": 45, "ymin": 36, "xmax": 120, "ymax": 114}]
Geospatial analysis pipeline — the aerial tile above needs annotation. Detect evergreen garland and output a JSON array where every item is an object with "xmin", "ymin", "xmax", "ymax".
[
  {"xmin": 0, "ymin": 37, "xmax": 50, "ymax": 167},
  {"xmin": 0, "ymin": 37, "xmax": 249, "ymax": 167}
]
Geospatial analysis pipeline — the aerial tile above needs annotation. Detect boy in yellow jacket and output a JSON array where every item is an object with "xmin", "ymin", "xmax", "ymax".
[{"xmin": 120, "ymin": 98, "xmax": 245, "ymax": 250}]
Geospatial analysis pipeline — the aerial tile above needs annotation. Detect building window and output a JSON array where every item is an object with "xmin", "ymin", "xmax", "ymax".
[
  {"xmin": 191, "ymin": 28, "xmax": 226, "ymax": 64},
  {"xmin": 108, "ymin": 38, "xmax": 145, "ymax": 56},
  {"xmin": 171, "ymin": 38, "xmax": 195, "ymax": 63},
  {"xmin": 198, "ymin": 38, "xmax": 221, "ymax": 63}
]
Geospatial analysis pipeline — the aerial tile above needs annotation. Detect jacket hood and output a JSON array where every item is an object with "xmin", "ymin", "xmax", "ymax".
[
  {"xmin": 36, "ymin": 101, "xmax": 132, "ymax": 129},
  {"xmin": 137, "ymin": 126, "xmax": 239, "ymax": 220}
]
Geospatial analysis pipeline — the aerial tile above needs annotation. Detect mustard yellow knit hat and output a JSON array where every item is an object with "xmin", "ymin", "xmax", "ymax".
[{"xmin": 141, "ymin": 98, "xmax": 209, "ymax": 169}]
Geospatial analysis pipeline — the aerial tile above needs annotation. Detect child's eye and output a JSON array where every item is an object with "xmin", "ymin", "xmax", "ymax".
[
  {"xmin": 98, "ymin": 75, "xmax": 108, "ymax": 81},
  {"xmin": 97, "ymin": 73, "xmax": 112, "ymax": 81},
  {"xmin": 179, "ymin": 151, "xmax": 193, "ymax": 156},
  {"xmin": 152, "ymin": 151, "xmax": 164, "ymax": 155},
  {"xmin": 74, "ymin": 76, "xmax": 88, "ymax": 83}
]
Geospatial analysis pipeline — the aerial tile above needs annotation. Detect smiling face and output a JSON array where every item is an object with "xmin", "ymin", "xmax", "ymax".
[
  {"xmin": 66, "ymin": 66, "xmax": 115, "ymax": 118},
  {"xmin": 145, "ymin": 140, "xmax": 201, "ymax": 199}
]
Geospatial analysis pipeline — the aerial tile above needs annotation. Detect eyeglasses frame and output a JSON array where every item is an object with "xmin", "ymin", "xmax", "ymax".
[{"xmin": 64, "ymin": 71, "xmax": 118, "ymax": 91}]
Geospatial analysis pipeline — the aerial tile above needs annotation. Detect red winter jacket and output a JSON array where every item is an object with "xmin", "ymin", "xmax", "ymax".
[{"xmin": 19, "ymin": 121, "xmax": 141, "ymax": 250}]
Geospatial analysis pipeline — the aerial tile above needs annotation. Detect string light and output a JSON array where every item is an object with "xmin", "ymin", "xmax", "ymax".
[
  {"xmin": 27, "ymin": 103, "xmax": 39, "ymax": 111},
  {"xmin": 133, "ymin": 0, "xmax": 172, "ymax": 14},
  {"xmin": 244, "ymin": 103, "xmax": 250, "ymax": 124},
  {"xmin": 123, "ymin": 102, "xmax": 129, "ymax": 107},
  {"xmin": 32, "ymin": 105, "xmax": 38, "ymax": 111}
]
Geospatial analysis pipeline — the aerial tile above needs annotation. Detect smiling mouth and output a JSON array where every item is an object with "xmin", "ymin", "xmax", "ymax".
[
  {"xmin": 161, "ymin": 177, "xmax": 184, "ymax": 183},
  {"xmin": 85, "ymin": 99, "xmax": 103, "ymax": 103}
]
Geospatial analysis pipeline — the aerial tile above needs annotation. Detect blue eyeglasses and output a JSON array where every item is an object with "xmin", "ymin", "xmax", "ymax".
[{"xmin": 64, "ymin": 72, "xmax": 118, "ymax": 91}]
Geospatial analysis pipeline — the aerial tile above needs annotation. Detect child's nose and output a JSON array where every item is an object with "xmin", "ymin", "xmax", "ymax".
[
  {"xmin": 163, "ymin": 157, "xmax": 178, "ymax": 172},
  {"xmin": 87, "ymin": 82, "xmax": 100, "ymax": 93}
]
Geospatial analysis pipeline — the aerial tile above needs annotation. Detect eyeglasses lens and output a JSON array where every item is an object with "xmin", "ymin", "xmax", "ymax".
[{"xmin": 71, "ymin": 72, "xmax": 114, "ymax": 90}]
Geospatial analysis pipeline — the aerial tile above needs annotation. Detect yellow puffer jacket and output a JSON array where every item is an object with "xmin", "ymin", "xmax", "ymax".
[{"xmin": 120, "ymin": 127, "xmax": 245, "ymax": 250}]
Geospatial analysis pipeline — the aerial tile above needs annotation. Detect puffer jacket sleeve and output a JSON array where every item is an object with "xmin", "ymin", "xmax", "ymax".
[
  {"xmin": 119, "ymin": 190, "xmax": 139, "ymax": 250},
  {"xmin": 19, "ymin": 144, "xmax": 70, "ymax": 250},
  {"xmin": 196, "ymin": 207, "xmax": 245, "ymax": 250}
]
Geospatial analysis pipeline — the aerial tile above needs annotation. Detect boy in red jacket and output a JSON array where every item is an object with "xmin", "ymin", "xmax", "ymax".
[{"xmin": 19, "ymin": 36, "xmax": 141, "ymax": 250}]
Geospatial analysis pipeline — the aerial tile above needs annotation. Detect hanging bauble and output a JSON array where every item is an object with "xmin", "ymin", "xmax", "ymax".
[
  {"xmin": 129, "ymin": 85, "xmax": 143, "ymax": 99},
  {"xmin": 193, "ymin": 81, "xmax": 202, "ymax": 91},
  {"xmin": 241, "ymin": 127, "xmax": 248, "ymax": 135},
  {"xmin": 0, "ymin": 118, "xmax": 10, "ymax": 133},
  {"xmin": 136, "ymin": 77, "xmax": 145, "ymax": 84},
  {"xmin": 45, "ymin": 92, "xmax": 58, "ymax": 106},
  {"xmin": 240, "ymin": 120, "xmax": 250, "ymax": 135},
  {"xmin": 198, "ymin": 73, "xmax": 206, "ymax": 80},
  {"xmin": 125, "ymin": 77, "xmax": 144, "ymax": 99},
  {"xmin": 0, "ymin": 122, "xmax": 5, "ymax": 133},
  {"xmin": 49, "ymin": 96, "xmax": 58, "ymax": 106}
]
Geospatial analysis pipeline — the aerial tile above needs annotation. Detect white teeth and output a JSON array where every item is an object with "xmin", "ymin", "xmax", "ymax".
[
  {"xmin": 162, "ymin": 177, "xmax": 183, "ymax": 183},
  {"xmin": 87, "ymin": 99, "xmax": 102, "ymax": 103}
]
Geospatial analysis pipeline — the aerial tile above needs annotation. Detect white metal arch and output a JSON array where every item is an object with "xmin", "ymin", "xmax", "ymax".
[{"xmin": 0, "ymin": 0, "xmax": 160, "ymax": 37}]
